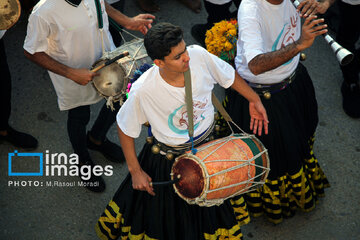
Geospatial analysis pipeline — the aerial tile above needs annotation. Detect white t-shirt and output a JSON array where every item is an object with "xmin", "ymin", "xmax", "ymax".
[
  {"xmin": 117, "ymin": 45, "xmax": 235, "ymax": 146},
  {"xmin": 0, "ymin": 30, "xmax": 6, "ymax": 39},
  {"xmin": 106, "ymin": 0, "xmax": 121, "ymax": 4},
  {"xmin": 235, "ymin": 0, "xmax": 300, "ymax": 84},
  {"xmin": 205, "ymin": 0, "xmax": 232, "ymax": 4},
  {"xmin": 23, "ymin": 0, "xmax": 116, "ymax": 110},
  {"xmin": 342, "ymin": 0, "xmax": 360, "ymax": 5}
]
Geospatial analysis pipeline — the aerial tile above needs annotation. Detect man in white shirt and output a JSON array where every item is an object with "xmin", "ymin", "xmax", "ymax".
[
  {"xmin": 317, "ymin": 0, "xmax": 360, "ymax": 118},
  {"xmin": 0, "ymin": 30, "xmax": 38, "ymax": 149},
  {"xmin": 226, "ymin": 0, "xmax": 330, "ymax": 224},
  {"xmin": 23, "ymin": 0, "xmax": 155, "ymax": 192},
  {"xmin": 96, "ymin": 22, "xmax": 268, "ymax": 240}
]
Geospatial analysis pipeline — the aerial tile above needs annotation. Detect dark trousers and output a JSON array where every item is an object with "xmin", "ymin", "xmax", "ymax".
[
  {"xmin": 204, "ymin": 0, "xmax": 241, "ymax": 28},
  {"xmin": 109, "ymin": 0, "xmax": 125, "ymax": 47},
  {"xmin": 337, "ymin": 1, "xmax": 360, "ymax": 85},
  {"xmin": 0, "ymin": 39, "xmax": 11, "ymax": 131},
  {"xmin": 67, "ymin": 102, "xmax": 120, "ymax": 162}
]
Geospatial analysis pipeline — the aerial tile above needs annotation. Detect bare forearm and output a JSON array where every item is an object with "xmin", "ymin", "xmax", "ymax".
[
  {"xmin": 24, "ymin": 50, "xmax": 96, "ymax": 85},
  {"xmin": 105, "ymin": 1, "xmax": 131, "ymax": 28},
  {"xmin": 117, "ymin": 126, "xmax": 141, "ymax": 174},
  {"xmin": 24, "ymin": 50, "xmax": 73, "ymax": 78},
  {"xmin": 249, "ymin": 41, "xmax": 302, "ymax": 75},
  {"xmin": 317, "ymin": 0, "xmax": 336, "ymax": 14},
  {"xmin": 320, "ymin": 0, "xmax": 336, "ymax": 5},
  {"xmin": 231, "ymin": 72, "xmax": 261, "ymax": 103}
]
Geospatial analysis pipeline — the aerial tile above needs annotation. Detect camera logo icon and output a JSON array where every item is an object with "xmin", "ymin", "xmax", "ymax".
[{"xmin": 8, "ymin": 150, "xmax": 43, "ymax": 176}]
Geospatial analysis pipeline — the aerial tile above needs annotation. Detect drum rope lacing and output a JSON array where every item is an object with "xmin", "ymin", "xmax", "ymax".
[{"xmin": 180, "ymin": 136, "xmax": 269, "ymax": 207}]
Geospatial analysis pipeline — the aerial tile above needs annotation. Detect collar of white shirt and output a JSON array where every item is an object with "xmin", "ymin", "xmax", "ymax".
[{"xmin": 65, "ymin": 0, "xmax": 82, "ymax": 7}]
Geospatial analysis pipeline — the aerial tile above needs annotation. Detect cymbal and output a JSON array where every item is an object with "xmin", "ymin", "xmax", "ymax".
[{"xmin": 0, "ymin": 0, "xmax": 21, "ymax": 30}]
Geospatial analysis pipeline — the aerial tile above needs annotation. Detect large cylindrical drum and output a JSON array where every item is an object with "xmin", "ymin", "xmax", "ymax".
[{"xmin": 171, "ymin": 134, "xmax": 270, "ymax": 207}]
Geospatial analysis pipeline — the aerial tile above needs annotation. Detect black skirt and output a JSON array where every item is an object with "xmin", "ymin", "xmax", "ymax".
[
  {"xmin": 96, "ymin": 143, "xmax": 250, "ymax": 240},
  {"xmin": 223, "ymin": 63, "xmax": 330, "ymax": 224}
]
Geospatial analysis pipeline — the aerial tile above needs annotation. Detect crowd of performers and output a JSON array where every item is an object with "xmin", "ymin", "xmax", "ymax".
[{"xmin": 2, "ymin": 0, "xmax": 358, "ymax": 239}]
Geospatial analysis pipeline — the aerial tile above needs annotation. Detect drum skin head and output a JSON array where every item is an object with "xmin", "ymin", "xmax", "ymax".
[
  {"xmin": 0, "ymin": 0, "xmax": 21, "ymax": 30},
  {"xmin": 92, "ymin": 60, "xmax": 126, "ymax": 98},
  {"xmin": 172, "ymin": 156, "xmax": 204, "ymax": 199}
]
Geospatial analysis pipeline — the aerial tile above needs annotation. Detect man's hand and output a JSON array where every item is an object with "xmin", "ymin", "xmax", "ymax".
[
  {"xmin": 131, "ymin": 168, "xmax": 155, "ymax": 196},
  {"xmin": 23, "ymin": 51, "xmax": 99, "ymax": 84},
  {"xmin": 297, "ymin": 15, "xmax": 328, "ymax": 50},
  {"xmin": 296, "ymin": 0, "xmax": 320, "ymax": 17},
  {"xmin": 316, "ymin": 0, "xmax": 333, "ymax": 14},
  {"xmin": 68, "ymin": 68, "xmax": 98, "ymax": 86},
  {"xmin": 105, "ymin": 1, "xmax": 155, "ymax": 35},
  {"xmin": 249, "ymin": 101, "xmax": 269, "ymax": 136},
  {"xmin": 124, "ymin": 14, "xmax": 155, "ymax": 35}
]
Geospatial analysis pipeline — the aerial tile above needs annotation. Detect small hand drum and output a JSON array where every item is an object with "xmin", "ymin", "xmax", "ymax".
[
  {"xmin": 0, "ymin": 0, "xmax": 21, "ymax": 30},
  {"xmin": 171, "ymin": 134, "xmax": 270, "ymax": 207},
  {"xmin": 92, "ymin": 59, "xmax": 127, "ymax": 102},
  {"xmin": 91, "ymin": 39, "xmax": 152, "ymax": 108}
]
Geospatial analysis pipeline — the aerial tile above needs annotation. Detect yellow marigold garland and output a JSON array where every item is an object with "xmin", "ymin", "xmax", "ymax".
[{"xmin": 205, "ymin": 19, "xmax": 238, "ymax": 63}]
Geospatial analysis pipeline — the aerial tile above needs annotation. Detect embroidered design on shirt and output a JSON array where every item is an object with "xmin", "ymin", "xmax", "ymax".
[
  {"xmin": 272, "ymin": 14, "xmax": 298, "ymax": 66},
  {"xmin": 168, "ymin": 100, "xmax": 206, "ymax": 135}
]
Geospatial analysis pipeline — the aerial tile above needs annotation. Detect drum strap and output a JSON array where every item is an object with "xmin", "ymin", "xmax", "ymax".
[
  {"xmin": 184, "ymin": 70, "xmax": 197, "ymax": 154},
  {"xmin": 184, "ymin": 69, "xmax": 235, "ymax": 153},
  {"xmin": 94, "ymin": 0, "xmax": 103, "ymax": 29},
  {"xmin": 211, "ymin": 92, "xmax": 233, "ymax": 123}
]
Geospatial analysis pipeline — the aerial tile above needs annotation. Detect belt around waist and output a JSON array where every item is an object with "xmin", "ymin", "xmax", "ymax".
[
  {"xmin": 151, "ymin": 122, "xmax": 215, "ymax": 157},
  {"xmin": 247, "ymin": 70, "xmax": 296, "ymax": 99}
]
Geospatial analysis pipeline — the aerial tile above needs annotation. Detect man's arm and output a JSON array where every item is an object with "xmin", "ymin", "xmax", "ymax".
[
  {"xmin": 230, "ymin": 72, "xmax": 269, "ymax": 136},
  {"xmin": 316, "ymin": 0, "xmax": 336, "ymax": 14},
  {"xmin": 117, "ymin": 125, "xmax": 155, "ymax": 196},
  {"xmin": 248, "ymin": 15, "xmax": 327, "ymax": 75},
  {"xmin": 105, "ymin": 1, "xmax": 155, "ymax": 35},
  {"xmin": 23, "ymin": 50, "xmax": 96, "ymax": 85}
]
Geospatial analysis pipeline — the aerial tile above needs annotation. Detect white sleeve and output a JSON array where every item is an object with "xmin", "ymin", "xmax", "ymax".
[
  {"xmin": 238, "ymin": 14, "xmax": 264, "ymax": 65},
  {"xmin": 0, "ymin": 30, "xmax": 6, "ymax": 39},
  {"xmin": 23, "ymin": 14, "xmax": 50, "ymax": 54},
  {"xmin": 200, "ymin": 47, "xmax": 235, "ymax": 89},
  {"xmin": 116, "ymin": 90, "xmax": 147, "ymax": 139}
]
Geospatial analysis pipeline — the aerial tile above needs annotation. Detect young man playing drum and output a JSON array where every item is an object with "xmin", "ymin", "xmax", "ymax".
[
  {"xmin": 95, "ymin": 22, "xmax": 268, "ymax": 240},
  {"xmin": 23, "ymin": 0, "xmax": 155, "ymax": 192}
]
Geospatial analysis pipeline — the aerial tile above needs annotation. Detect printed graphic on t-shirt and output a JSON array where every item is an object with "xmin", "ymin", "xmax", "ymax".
[
  {"xmin": 168, "ymin": 100, "xmax": 207, "ymax": 135},
  {"xmin": 272, "ymin": 14, "xmax": 298, "ymax": 66}
]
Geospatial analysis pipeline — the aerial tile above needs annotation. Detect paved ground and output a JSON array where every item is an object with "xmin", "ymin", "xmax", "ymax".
[{"xmin": 0, "ymin": 1, "xmax": 359, "ymax": 240}]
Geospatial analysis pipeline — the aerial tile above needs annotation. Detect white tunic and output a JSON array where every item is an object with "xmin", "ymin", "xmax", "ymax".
[
  {"xmin": 23, "ymin": 0, "xmax": 116, "ymax": 110},
  {"xmin": 117, "ymin": 45, "xmax": 235, "ymax": 146}
]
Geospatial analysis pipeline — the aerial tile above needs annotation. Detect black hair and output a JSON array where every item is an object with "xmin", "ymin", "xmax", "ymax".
[{"xmin": 144, "ymin": 22, "xmax": 183, "ymax": 60}]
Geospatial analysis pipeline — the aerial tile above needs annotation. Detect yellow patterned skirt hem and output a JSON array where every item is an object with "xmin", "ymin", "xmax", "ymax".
[
  {"xmin": 95, "ymin": 195, "xmax": 250, "ymax": 240},
  {"xmin": 245, "ymin": 136, "xmax": 330, "ymax": 224}
]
